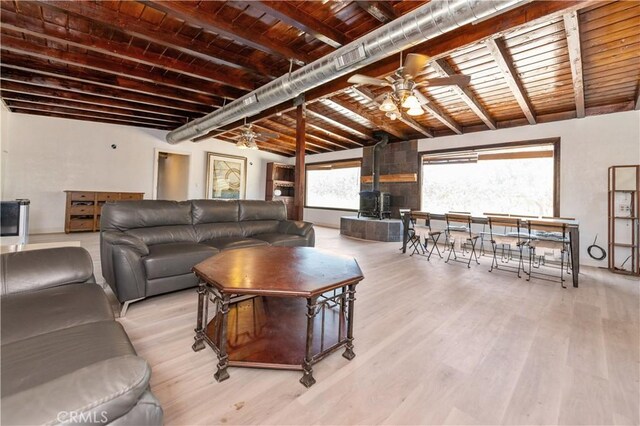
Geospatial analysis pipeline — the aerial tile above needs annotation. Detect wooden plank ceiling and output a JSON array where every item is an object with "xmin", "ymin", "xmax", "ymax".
[{"xmin": 1, "ymin": 1, "xmax": 638, "ymax": 156}]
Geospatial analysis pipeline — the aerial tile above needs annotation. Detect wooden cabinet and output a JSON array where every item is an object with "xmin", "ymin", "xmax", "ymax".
[
  {"xmin": 64, "ymin": 190, "xmax": 144, "ymax": 233},
  {"xmin": 608, "ymin": 166, "xmax": 640, "ymax": 276},
  {"xmin": 266, "ymin": 163, "xmax": 295, "ymax": 220}
]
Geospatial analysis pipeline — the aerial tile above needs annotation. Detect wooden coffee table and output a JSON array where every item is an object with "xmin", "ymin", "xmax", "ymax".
[{"xmin": 191, "ymin": 246, "xmax": 364, "ymax": 387}]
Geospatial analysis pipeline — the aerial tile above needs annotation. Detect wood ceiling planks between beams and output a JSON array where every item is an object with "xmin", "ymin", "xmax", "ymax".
[
  {"xmin": 215, "ymin": 1, "xmax": 590, "ymax": 142},
  {"xmin": 324, "ymin": 97, "xmax": 407, "ymax": 139},
  {"xmin": 0, "ymin": 34, "xmax": 242, "ymax": 102},
  {"xmin": 250, "ymin": 1, "xmax": 351, "ymax": 48},
  {"xmin": 37, "ymin": 0, "xmax": 283, "ymax": 79},
  {"xmin": 0, "ymin": 53, "xmax": 221, "ymax": 110},
  {"xmin": 0, "ymin": 66, "xmax": 211, "ymax": 115},
  {"xmin": 139, "ymin": 0, "xmax": 313, "ymax": 65},
  {"xmin": 0, "ymin": 8, "xmax": 256, "ymax": 92}
]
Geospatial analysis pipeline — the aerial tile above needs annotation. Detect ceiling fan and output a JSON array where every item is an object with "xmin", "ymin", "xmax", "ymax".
[
  {"xmin": 232, "ymin": 121, "xmax": 278, "ymax": 150},
  {"xmin": 348, "ymin": 53, "xmax": 471, "ymax": 119}
]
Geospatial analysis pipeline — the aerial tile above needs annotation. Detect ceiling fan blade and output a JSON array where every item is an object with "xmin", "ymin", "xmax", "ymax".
[
  {"xmin": 413, "ymin": 90, "xmax": 430, "ymax": 106},
  {"xmin": 403, "ymin": 53, "xmax": 429, "ymax": 77},
  {"xmin": 257, "ymin": 131, "xmax": 279, "ymax": 139},
  {"xmin": 421, "ymin": 75, "xmax": 471, "ymax": 87},
  {"xmin": 374, "ymin": 94, "xmax": 388, "ymax": 103},
  {"xmin": 347, "ymin": 74, "xmax": 392, "ymax": 87}
]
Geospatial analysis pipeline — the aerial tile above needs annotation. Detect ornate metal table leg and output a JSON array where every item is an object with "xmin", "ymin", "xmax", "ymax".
[
  {"xmin": 342, "ymin": 284, "xmax": 356, "ymax": 360},
  {"xmin": 192, "ymin": 280, "xmax": 206, "ymax": 352},
  {"xmin": 300, "ymin": 296, "xmax": 318, "ymax": 388},
  {"xmin": 214, "ymin": 293, "xmax": 231, "ymax": 382}
]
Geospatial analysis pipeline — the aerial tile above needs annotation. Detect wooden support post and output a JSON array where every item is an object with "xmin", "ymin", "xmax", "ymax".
[{"xmin": 295, "ymin": 96, "xmax": 306, "ymax": 221}]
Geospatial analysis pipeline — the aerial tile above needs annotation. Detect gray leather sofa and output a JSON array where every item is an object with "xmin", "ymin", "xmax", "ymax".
[
  {"xmin": 100, "ymin": 199, "xmax": 315, "ymax": 312},
  {"xmin": 0, "ymin": 247, "xmax": 163, "ymax": 425}
]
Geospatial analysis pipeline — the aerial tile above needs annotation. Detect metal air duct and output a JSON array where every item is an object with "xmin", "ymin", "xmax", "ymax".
[{"xmin": 166, "ymin": 0, "xmax": 526, "ymax": 144}]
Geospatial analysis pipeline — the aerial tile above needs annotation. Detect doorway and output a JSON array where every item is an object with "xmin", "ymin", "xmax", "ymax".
[{"xmin": 154, "ymin": 150, "xmax": 190, "ymax": 200}]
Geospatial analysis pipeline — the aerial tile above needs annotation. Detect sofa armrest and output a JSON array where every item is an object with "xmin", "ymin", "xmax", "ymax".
[
  {"xmin": 101, "ymin": 231, "xmax": 149, "ymax": 256},
  {"xmin": 278, "ymin": 220, "xmax": 314, "ymax": 237},
  {"xmin": 0, "ymin": 247, "xmax": 95, "ymax": 296},
  {"xmin": 1, "ymin": 355, "xmax": 153, "ymax": 426},
  {"xmin": 100, "ymin": 231, "xmax": 149, "ymax": 303}
]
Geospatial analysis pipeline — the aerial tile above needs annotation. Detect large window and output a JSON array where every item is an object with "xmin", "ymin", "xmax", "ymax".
[
  {"xmin": 421, "ymin": 142, "xmax": 558, "ymax": 216},
  {"xmin": 306, "ymin": 159, "xmax": 361, "ymax": 210}
]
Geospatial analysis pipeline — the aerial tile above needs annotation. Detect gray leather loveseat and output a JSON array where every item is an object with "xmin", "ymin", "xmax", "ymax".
[
  {"xmin": 0, "ymin": 247, "xmax": 163, "ymax": 425},
  {"xmin": 100, "ymin": 199, "xmax": 315, "ymax": 313}
]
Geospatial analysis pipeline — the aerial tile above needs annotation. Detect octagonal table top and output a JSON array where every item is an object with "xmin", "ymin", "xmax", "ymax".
[{"xmin": 192, "ymin": 246, "xmax": 363, "ymax": 298}]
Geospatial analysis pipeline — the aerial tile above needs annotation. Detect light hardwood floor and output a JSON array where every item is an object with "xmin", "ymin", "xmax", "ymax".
[{"xmin": 30, "ymin": 228, "xmax": 639, "ymax": 425}]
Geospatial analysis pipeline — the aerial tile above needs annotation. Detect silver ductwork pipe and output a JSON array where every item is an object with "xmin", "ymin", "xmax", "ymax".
[{"xmin": 166, "ymin": 0, "xmax": 525, "ymax": 144}]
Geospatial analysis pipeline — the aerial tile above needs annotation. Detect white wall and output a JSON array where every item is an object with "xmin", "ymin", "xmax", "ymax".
[
  {"xmin": 304, "ymin": 148, "xmax": 364, "ymax": 228},
  {"xmin": 0, "ymin": 111, "xmax": 287, "ymax": 233}
]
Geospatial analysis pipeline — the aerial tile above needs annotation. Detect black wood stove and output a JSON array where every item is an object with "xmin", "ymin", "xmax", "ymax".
[{"xmin": 358, "ymin": 190, "xmax": 391, "ymax": 220}]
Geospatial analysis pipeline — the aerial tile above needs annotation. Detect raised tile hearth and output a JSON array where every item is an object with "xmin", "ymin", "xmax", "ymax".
[{"xmin": 340, "ymin": 216, "xmax": 403, "ymax": 242}]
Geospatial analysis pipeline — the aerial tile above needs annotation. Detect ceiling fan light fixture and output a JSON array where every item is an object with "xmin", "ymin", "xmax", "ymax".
[
  {"xmin": 385, "ymin": 111, "xmax": 399, "ymax": 120},
  {"xmin": 247, "ymin": 138, "xmax": 259, "ymax": 150},
  {"xmin": 401, "ymin": 94, "xmax": 421, "ymax": 109},
  {"xmin": 406, "ymin": 105, "xmax": 424, "ymax": 116},
  {"xmin": 379, "ymin": 94, "xmax": 397, "ymax": 112},
  {"xmin": 236, "ymin": 137, "xmax": 248, "ymax": 149}
]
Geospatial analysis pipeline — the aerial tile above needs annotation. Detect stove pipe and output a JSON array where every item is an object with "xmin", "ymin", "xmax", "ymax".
[{"xmin": 372, "ymin": 134, "xmax": 389, "ymax": 191}]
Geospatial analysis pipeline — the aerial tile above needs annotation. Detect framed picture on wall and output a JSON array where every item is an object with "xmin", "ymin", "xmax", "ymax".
[{"xmin": 205, "ymin": 152, "xmax": 247, "ymax": 200}]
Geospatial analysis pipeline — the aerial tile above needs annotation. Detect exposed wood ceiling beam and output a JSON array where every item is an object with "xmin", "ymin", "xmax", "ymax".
[
  {"xmin": 252, "ymin": 1, "xmax": 350, "ymax": 48},
  {"xmin": 351, "ymin": 87, "xmax": 432, "ymax": 138},
  {"xmin": 414, "ymin": 90, "xmax": 463, "ymax": 135},
  {"xmin": 325, "ymin": 97, "xmax": 407, "ymax": 139},
  {"xmin": 0, "ymin": 53, "xmax": 219, "ymax": 109},
  {"xmin": 485, "ymin": 37, "xmax": 537, "ymax": 125},
  {"xmin": 141, "ymin": 0, "xmax": 311, "ymax": 65},
  {"xmin": 355, "ymin": 1, "xmax": 397, "ymax": 23},
  {"xmin": 262, "ymin": 118, "xmax": 352, "ymax": 151},
  {"xmin": 194, "ymin": 1, "xmax": 587, "ymax": 139},
  {"xmin": 0, "ymin": 81, "xmax": 193, "ymax": 120},
  {"xmin": 9, "ymin": 104, "xmax": 176, "ymax": 129},
  {"xmin": 0, "ymin": 34, "xmax": 242, "ymax": 101},
  {"xmin": 0, "ymin": 9, "xmax": 256, "ymax": 92},
  {"xmin": 0, "ymin": 67, "xmax": 210, "ymax": 115},
  {"xmin": 11, "ymin": 108, "xmax": 175, "ymax": 130},
  {"xmin": 5, "ymin": 99, "xmax": 183, "ymax": 126},
  {"xmin": 39, "ymin": 0, "xmax": 280, "ymax": 79},
  {"xmin": 306, "ymin": 106, "xmax": 375, "ymax": 141},
  {"xmin": 563, "ymin": 11, "xmax": 586, "ymax": 118},
  {"xmin": 250, "ymin": 124, "xmax": 327, "ymax": 154},
  {"xmin": 251, "ymin": 122, "xmax": 329, "ymax": 153},
  {"xmin": 271, "ymin": 115, "xmax": 364, "ymax": 149},
  {"xmin": 431, "ymin": 59, "xmax": 497, "ymax": 130},
  {"xmin": 0, "ymin": 92, "xmax": 184, "ymax": 124}
]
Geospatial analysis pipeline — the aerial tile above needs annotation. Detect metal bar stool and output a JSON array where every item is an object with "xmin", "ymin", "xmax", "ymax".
[
  {"xmin": 445, "ymin": 213, "xmax": 480, "ymax": 268},
  {"xmin": 525, "ymin": 220, "xmax": 570, "ymax": 288},
  {"xmin": 487, "ymin": 216, "xmax": 527, "ymax": 278},
  {"xmin": 411, "ymin": 213, "xmax": 443, "ymax": 260}
]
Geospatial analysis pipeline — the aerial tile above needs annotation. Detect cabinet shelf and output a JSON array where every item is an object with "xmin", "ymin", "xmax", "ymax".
[
  {"xmin": 608, "ymin": 165, "xmax": 639, "ymax": 276},
  {"xmin": 64, "ymin": 190, "xmax": 144, "ymax": 233},
  {"xmin": 266, "ymin": 163, "xmax": 296, "ymax": 220}
]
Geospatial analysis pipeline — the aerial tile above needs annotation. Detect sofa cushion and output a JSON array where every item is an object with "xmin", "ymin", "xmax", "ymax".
[
  {"xmin": 1, "ymin": 283, "xmax": 113, "ymax": 345},
  {"xmin": 238, "ymin": 200, "xmax": 286, "ymax": 221},
  {"xmin": 1, "ymin": 355, "xmax": 151, "ymax": 426},
  {"xmin": 240, "ymin": 220, "xmax": 280, "ymax": 237},
  {"xmin": 1, "ymin": 321, "xmax": 136, "ymax": 398},
  {"xmin": 192, "ymin": 199, "xmax": 239, "ymax": 224},
  {"xmin": 201, "ymin": 237, "xmax": 269, "ymax": 251},
  {"xmin": 126, "ymin": 225, "xmax": 197, "ymax": 246},
  {"xmin": 253, "ymin": 233, "xmax": 310, "ymax": 247},
  {"xmin": 101, "ymin": 200, "xmax": 192, "ymax": 232},
  {"xmin": 194, "ymin": 222, "xmax": 243, "ymax": 242},
  {"xmin": 143, "ymin": 243, "xmax": 217, "ymax": 280},
  {"xmin": 1, "ymin": 247, "xmax": 95, "ymax": 296}
]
